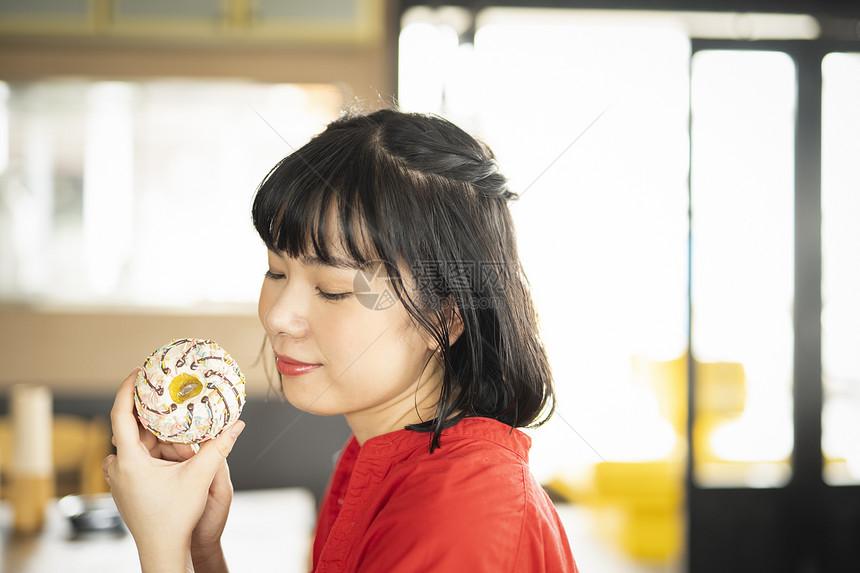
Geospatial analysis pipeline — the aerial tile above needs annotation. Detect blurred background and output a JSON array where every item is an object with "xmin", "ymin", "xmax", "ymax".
[{"xmin": 0, "ymin": 1, "xmax": 859, "ymax": 572}]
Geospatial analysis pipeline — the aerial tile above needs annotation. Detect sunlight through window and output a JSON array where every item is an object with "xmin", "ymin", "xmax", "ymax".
[
  {"xmin": 401, "ymin": 8, "xmax": 691, "ymax": 481},
  {"xmin": 822, "ymin": 52, "xmax": 860, "ymax": 485},
  {"xmin": 691, "ymin": 50, "xmax": 796, "ymax": 487},
  {"xmin": 0, "ymin": 80, "xmax": 343, "ymax": 308}
]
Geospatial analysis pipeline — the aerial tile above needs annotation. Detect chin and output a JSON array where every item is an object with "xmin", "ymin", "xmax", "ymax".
[{"xmin": 280, "ymin": 384, "xmax": 343, "ymax": 417}]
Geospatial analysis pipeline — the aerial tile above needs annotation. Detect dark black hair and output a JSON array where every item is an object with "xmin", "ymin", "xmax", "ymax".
[{"xmin": 252, "ymin": 109, "xmax": 555, "ymax": 450}]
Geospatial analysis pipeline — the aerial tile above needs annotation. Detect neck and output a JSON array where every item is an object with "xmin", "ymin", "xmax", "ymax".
[{"xmin": 346, "ymin": 361, "xmax": 444, "ymax": 445}]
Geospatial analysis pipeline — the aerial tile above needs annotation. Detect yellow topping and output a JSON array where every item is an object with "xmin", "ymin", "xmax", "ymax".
[{"xmin": 169, "ymin": 373, "xmax": 203, "ymax": 404}]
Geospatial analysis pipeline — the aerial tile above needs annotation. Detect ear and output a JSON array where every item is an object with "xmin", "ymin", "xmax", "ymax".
[
  {"xmin": 445, "ymin": 298, "xmax": 465, "ymax": 345},
  {"xmin": 432, "ymin": 296, "xmax": 464, "ymax": 350}
]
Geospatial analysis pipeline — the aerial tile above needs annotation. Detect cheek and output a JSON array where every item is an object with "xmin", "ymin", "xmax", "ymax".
[
  {"xmin": 316, "ymin": 306, "xmax": 403, "ymax": 361},
  {"xmin": 257, "ymin": 284, "xmax": 275, "ymax": 328},
  {"xmin": 317, "ymin": 307, "xmax": 378, "ymax": 351}
]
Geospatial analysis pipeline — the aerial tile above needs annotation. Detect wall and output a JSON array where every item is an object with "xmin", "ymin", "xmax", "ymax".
[
  {"xmin": 0, "ymin": 0, "xmax": 397, "ymax": 105},
  {"xmin": 0, "ymin": 306, "xmax": 270, "ymax": 396},
  {"xmin": 0, "ymin": 40, "xmax": 394, "ymax": 106}
]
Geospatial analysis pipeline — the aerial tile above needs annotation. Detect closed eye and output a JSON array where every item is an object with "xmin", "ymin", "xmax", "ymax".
[
  {"xmin": 316, "ymin": 289, "xmax": 351, "ymax": 302},
  {"xmin": 264, "ymin": 270, "xmax": 285, "ymax": 280}
]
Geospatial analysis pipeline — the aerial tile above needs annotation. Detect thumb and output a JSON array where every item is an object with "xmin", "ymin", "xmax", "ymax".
[{"xmin": 189, "ymin": 421, "xmax": 245, "ymax": 475}]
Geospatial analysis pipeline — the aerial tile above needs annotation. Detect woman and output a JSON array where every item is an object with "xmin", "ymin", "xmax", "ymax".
[{"xmin": 104, "ymin": 110, "xmax": 578, "ymax": 572}]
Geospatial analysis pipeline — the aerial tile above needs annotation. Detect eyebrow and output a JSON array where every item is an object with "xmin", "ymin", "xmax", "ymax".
[{"xmin": 300, "ymin": 254, "xmax": 368, "ymax": 270}]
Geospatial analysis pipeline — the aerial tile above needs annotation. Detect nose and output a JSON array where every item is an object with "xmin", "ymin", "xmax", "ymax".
[{"xmin": 261, "ymin": 289, "xmax": 311, "ymax": 340}]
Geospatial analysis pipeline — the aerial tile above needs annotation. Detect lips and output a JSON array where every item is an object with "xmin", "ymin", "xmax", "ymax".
[{"xmin": 275, "ymin": 354, "xmax": 322, "ymax": 377}]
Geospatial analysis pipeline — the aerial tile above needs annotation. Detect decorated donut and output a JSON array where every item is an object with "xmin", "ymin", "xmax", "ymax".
[{"xmin": 134, "ymin": 338, "xmax": 246, "ymax": 444}]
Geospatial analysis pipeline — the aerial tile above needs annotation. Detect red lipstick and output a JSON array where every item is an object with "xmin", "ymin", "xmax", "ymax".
[{"xmin": 276, "ymin": 354, "xmax": 322, "ymax": 377}]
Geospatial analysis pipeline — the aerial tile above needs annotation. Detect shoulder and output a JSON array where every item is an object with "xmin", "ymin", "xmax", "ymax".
[
  {"xmin": 387, "ymin": 418, "xmax": 533, "ymax": 511},
  {"xmin": 394, "ymin": 428, "xmax": 531, "ymax": 511},
  {"xmin": 353, "ymin": 421, "xmax": 552, "ymax": 571}
]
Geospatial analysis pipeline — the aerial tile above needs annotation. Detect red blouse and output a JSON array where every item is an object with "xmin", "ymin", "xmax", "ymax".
[{"xmin": 311, "ymin": 417, "xmax": 578, "ymax": 572}]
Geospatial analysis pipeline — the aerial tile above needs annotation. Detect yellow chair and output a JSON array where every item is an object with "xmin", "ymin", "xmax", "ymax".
[
  {"xmin": 549, "ymin": 355, "xmax": 748, "ymax": 562},
  {"xmin": 0, "ymin": 414, "xmax": 112, "ymax": 498}
]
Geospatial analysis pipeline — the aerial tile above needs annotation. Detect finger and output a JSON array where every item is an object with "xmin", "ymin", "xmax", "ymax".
[
  {"xmin": 189, "ymin": 421, "xmax": 245, "ymax": 478},
  {"xmin": 153, "ymin": 441, "xmax": 195, "ymax": 463},
  {"xmin": 209, "ymin": 458, "xmax": 233, "ymax": 500},
  {"xmin": 102, "ymin": 454, "xmax": 116, "ymax": 485},
  {"xmin": 109, "ymin": 368, "xmax": 141, "ymax": 455},
  {"xmin": 139, "ymin": 423, "xmax": 156, "ymax": 446},
  {"xmin": 133, "ymin": 423, "xmax": 181, "ymax": 462},
  {"xmin": 171, "ymin": 443, "xmax": 198, "ymax": 462},
  {"xmin": 140, "ymin": 433, "xmax": 192, "ymax": 462}
]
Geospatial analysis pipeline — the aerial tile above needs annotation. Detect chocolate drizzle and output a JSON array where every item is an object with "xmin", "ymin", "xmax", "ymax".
[
  {"xmin": 201, "ymin": 395, "xmax": 214, "ymax": 430},
  {"xmin": 160, "ymin": 339, "xmax": 189, "ymax": 374},
  {"xmin": 177, "ymin": 341, "xmax": 200, "ymax": 369},
  {"xmin": 207, "ymin": 380, "xmax": 230, "ymax": 424},
  {"xmin": 185, "ymin": 402, "xmax": 194, "ymax": 432},
  {"xmin": 141, "ymin": 369, "xmax": 163, "ymax": 396}
]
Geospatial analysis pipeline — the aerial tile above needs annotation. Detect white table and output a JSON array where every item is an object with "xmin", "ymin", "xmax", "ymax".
[
  {"xmin": 1, "ymin": 488, "xmax": 317, "ymax": 573},
  {"xmin": 2, "ymin": 490, "xmax": 684, "ymax": 573},
  {"xmin": 555, "ymin": 504, "xmax": 683, "ymax": 573}
]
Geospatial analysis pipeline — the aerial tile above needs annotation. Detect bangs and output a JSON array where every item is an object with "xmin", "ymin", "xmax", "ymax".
[{"xmin": 252, "ymin": 141, "xmax": 381, "ymax": 268}]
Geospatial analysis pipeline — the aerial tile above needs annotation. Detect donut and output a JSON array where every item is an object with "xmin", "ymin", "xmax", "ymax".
[{"xmin": 134, "ymin": 338, "xmax": 246, "ymax": 444}]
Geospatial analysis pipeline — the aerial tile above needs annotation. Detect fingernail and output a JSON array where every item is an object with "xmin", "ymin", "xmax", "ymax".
[
  {"xmin": 230, "ymin": 420, "xmax": 246, "ymax": 439},
  {"xmin": 127, "ymin": 367, "xmax": 139, "ymax": 378}
]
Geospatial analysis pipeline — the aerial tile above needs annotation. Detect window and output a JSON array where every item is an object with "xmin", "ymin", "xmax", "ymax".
[
  {"xmin": 401, "ymin": 7, "xmax": 691, "ymax": 483},
  {"xmin": 402, "ymin": 3, "xmax": 860, "ymax": 568},
  {"xmin": 690, "ymin": 50, "xmax": 796, "ymax": 487},
  {"xmin": 821, "ymin": 52, "xmax": 860, "ymax": 485},
  {"xmin": 0, "ymin": 79, "xmax": 343, "ymax": 308}
]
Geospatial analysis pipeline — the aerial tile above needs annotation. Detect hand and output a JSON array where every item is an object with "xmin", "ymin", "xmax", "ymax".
[
  {"xmin": 137, "ymin": 430, "xmax": 234, "ymax": 572},
  {"xmin": 103, "ymin": 369, "xmax": 245, "ymax": 573},
  {"xmin": 190, "ymin": 457, "xmax": 234, "ymax": 572}
]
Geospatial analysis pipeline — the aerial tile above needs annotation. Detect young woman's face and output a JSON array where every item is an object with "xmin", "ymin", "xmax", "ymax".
[{"xmin": 258, "ymin": 248, "xmax": 441, "ymax": 438}]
